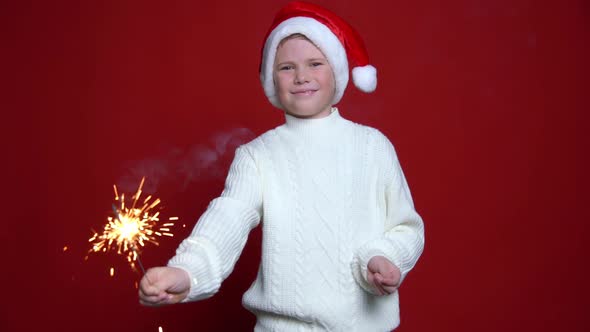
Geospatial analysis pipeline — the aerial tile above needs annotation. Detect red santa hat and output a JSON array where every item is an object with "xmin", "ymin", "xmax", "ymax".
[{"xmin": 260, "ymin": 1, "xmax": 377, "ymax": 110}]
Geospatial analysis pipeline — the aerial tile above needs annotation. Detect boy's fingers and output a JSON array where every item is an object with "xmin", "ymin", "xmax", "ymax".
[
  {"xmin": 375, "ymin": 274, "xmax": 385, "ymax": 286},
  {"xmin": 139, "ymin": 282, "xmax": 161, "ymax": 297},
  {"xmin": 382, "ymin": 285, "xmax": 398, "ymax": 294},
  {"xmin": 138, "ymin": 286, "xmax": 158, "ymax": 301},
  {"xmin": 166, "ymin": 293, "xmax": 185, "ymax": 304},
  {"xmin": 369, "ymin": 271, "xmax": 394, "ymax": 296},
  {"xmin": 139, "ymin": 291, "xmax": 169, "ymax": 306},
  {"xmin": 375, "ymin": 274, "xmax": 398, "ymax": 294},
  {"xmin": 140, "ymin": 298, "xmax": 167, "ymax": 307},
  {"xmin": 139, "ymin": 286, "xmax": 159, "ymax": 299},
  {"xmin": 373, "ymin": 274, "xmax": 387, "ymax": 295},
  {"xmin": 139, "ymin": 275, "xmax": 157, "ymax": 292},
  {"xmin": 378, "ymin": 276, "xmax": 398, "ymax": 287},
  {"xmin": 376, "ymin": 283, "xmax": 387, "ymax": 295}
]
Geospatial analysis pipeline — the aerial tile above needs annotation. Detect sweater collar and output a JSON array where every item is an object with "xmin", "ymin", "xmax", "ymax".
[{"xmin": 284, "ymin": 107, "xmax": 343, "ymax": 135}]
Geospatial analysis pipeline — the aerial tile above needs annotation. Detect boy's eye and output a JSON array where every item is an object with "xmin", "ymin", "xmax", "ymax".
[
  {"xmin": 311, "ymin": 62, "xmax": 323, "ymax": 67},
  {"xmin": 279, "ymin": 65, "xmax": 294, "ymax": 71}
]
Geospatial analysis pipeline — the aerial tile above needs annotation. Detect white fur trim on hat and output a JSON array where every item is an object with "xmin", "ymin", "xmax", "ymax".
[{"xmin": 260, "ymin": 17, "xmax": 349, "ymax": 110}]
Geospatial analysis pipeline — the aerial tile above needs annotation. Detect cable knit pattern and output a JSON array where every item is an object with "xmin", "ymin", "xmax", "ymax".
[
  {"xmin": 168, "ymin": 108, "xmax": 424, "ymax": 331},
  {"xmin": 289, "ymin": 141, "xmax": 306, "ymax": 321}
]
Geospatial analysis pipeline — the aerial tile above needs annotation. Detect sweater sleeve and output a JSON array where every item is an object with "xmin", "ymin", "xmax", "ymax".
[
  {"xmin": 351, "ymin": 131, "xmax": 425, "ymax": 294},
  {"xmin": 167, "ymin": 146, "xmax": 262, "ymax": 301}
]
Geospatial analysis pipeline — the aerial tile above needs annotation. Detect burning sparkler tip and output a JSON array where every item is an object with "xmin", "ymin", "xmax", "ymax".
[{"xmin": 88, "ymin": 177, "xmax": 179, "ymax": 274}]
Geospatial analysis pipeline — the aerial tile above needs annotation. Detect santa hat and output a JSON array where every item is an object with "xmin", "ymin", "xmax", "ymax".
[{"xmin": 260, "ymin": 1, "xmax": 377, "ymax": 109}]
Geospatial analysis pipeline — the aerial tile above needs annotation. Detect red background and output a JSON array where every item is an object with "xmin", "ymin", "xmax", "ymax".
[{"xmin": 3, "ymin": 0, "xmax": 588, "ymax": 331}]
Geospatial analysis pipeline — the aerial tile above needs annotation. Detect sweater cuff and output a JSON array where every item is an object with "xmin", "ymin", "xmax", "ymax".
[{"xmin": 167, "ymin": 237, "xmax": 222, "ymax": 302}]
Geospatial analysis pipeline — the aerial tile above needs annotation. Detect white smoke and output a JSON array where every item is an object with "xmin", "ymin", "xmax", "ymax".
[{"xmin": 116, "ymin": 128, "xmax": 255, "ymax": 193}]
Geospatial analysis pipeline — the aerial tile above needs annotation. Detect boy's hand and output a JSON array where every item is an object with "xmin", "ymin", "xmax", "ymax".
[
  {"xmin": 367, "ymin": 256, "xmax": 401, "ymax": 296},
  {"xmin": 139, "ymin": 266, "xmax": 191, "ymax": 306}
]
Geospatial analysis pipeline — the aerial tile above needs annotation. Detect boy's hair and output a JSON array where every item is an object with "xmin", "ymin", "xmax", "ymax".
[
  {"xmin": 278, "ymin": 33, "xmax": 311, "ymax": 47},
  {"xmin": 275, "ymin": 33, "xmax": 326, "ymax": 65},
  {"xmin": 260, "ymin": 1, "xmax": 377, "ymax": 110}
]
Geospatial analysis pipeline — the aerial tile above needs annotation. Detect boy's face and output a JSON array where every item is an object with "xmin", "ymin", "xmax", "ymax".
[{"xmin": 273, "ymin": 37, "xmax": 336, "ymax": 119}]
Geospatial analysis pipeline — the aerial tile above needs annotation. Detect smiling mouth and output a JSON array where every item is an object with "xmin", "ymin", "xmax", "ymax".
[{"xmin": 292, "ymin": 89, "xmax": 317, "ymax": 96}]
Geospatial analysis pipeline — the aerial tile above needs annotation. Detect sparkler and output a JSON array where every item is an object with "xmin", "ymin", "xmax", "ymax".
[{"xmin": 88, "ymin": 177, "xmax": 178, "ymax": 275}]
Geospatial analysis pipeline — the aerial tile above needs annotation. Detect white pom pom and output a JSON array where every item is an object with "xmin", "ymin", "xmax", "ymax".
[{"xmin": 352, "ymin": 65, "xmax": 377, "ymax": 93}]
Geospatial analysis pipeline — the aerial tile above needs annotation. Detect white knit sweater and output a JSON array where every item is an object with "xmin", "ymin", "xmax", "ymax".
[{"xmin": 168, "ymin": 108, "xmax": 424, "ymax": 331}]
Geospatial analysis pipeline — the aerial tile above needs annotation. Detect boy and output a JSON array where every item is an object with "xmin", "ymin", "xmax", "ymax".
[{"xmin": 139, "ymin": 2, "xmax": 424, "ymax": 331}]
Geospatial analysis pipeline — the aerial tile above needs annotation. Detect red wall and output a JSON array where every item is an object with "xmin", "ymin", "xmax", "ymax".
[{"xmin": 4, "ymin": 0, "xmax": 588, "ymax": 331}]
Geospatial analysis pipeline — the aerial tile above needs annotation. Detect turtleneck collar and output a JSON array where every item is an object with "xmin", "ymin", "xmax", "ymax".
[{"xmin": 284, "ymin": 107, "xmax": 344, "ymax": 134}]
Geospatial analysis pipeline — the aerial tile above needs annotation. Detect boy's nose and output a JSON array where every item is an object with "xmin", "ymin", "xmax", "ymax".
[{"xmin": 294, "ymin": 69, "xmax": 308, "ymax": 84}]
